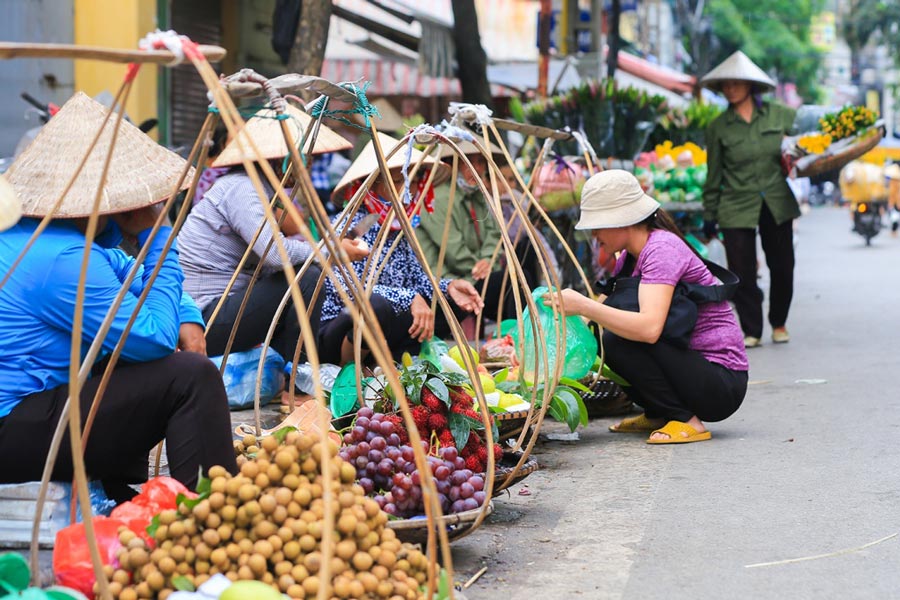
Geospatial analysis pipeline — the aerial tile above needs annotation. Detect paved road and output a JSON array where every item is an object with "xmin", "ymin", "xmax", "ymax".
[{"xmin": 454, "ymin": 205, "xmax": 900, "ymax": 599}]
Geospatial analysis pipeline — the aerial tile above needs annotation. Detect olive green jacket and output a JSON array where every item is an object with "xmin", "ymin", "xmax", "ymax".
[
  {"xmin": 416, "ymin": 183, "xmax": 501, "ymax": 283},
  {"xmin": 703, "ymin": 101, "xmax": 801, "ymax": 227}
]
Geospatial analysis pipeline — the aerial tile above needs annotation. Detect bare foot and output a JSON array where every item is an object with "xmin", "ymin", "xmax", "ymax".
[{"xmin": 647, "ymin": 415, "xmax": 707, "ymax": 441}]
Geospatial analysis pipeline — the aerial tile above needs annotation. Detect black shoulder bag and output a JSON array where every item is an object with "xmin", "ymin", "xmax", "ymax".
[{"xmin": 597, "ymin": 253, "xmax": 739, "ymax": 348}]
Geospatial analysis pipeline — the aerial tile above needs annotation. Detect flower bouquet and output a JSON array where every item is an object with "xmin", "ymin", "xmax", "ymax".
[{"xmin": 782, "ymin": 105, "xmax": 883, "ymax": 178}]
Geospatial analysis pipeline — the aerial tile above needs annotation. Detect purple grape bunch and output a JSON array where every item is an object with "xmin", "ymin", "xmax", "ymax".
[{"xmin": 339, "ymin": 407, "xmax": 487, "ymax": 518}]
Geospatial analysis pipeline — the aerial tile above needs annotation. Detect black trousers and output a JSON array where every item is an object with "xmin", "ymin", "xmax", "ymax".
[
  {"xmin": 0, "ymin": 352, "xmax": 237, "ymax": 500},
  {"xmin": 317, "ymin": 294, "xmax": 418, "ymax": 364},
  {"xmin": 603, "ymin": 331, "xmax": 747, "ymax": 424},
  {"xmin": 204, "ymin": 266, "xmax": 323, "ymax": 362},
  {"xmin": 722, "ymin": 204, "xmax": 794, "ymax": 338},
  {"xmin": 478, "ymin": 239, "xmax": 539, "ymax": 321}
]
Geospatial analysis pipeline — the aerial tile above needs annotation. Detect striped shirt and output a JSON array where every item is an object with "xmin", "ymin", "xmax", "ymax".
[{"xmin": 178, "ymin": 172, "xmax": 314, "ymax": 310}]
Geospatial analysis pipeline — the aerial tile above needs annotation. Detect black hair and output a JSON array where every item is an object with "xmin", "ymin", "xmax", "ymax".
[{"xmin": 638, "ymin": 209, "xmax": 704, "ymax": 260}]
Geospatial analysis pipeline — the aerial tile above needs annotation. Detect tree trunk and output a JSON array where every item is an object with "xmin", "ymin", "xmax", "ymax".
[
  {"xmin": 286, "ymin": 0, "xmax": 333, "ymax": 79},
  {"xmin": 606, "ymin": 0, "xmax": 621, "ymax": 79},
  {"xmin": 451, "ymin": 0, "xmax": 493, "ymax": 109}
]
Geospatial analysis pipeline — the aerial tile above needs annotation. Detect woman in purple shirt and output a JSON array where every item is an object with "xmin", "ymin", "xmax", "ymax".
[{"xmin": 546, "ymin": 170, "xmax": 748, "ymax": 444}]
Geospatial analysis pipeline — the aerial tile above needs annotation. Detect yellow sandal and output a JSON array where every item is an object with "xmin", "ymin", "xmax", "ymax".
[
  {"xmin": 609, "ymin": 413, "xmax": 657, "ymax": 433},
  {"xmin": 646, "ymin": 421, "xmax": 711, "ymax": 444}
]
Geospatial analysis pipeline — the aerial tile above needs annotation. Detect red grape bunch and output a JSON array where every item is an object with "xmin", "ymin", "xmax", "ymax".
[{"xmin": 339, "ymin": 407, "xmax": 487, "ymax": 518}]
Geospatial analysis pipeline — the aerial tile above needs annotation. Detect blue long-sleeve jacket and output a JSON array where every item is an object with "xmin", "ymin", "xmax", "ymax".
[{"xmin": 0, "ymin": 218, "xmax": 203, "ymax": 417}]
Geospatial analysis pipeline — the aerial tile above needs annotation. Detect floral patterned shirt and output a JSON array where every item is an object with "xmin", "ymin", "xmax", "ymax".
[{"xmin": 321, "ymin": 210, "xmax": 452, "ymax": 323}]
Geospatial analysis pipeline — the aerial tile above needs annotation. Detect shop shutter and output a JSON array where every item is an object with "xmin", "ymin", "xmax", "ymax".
[{"xmin": 170, "ymin": 1, "xmax": 223, "ymax": 153}]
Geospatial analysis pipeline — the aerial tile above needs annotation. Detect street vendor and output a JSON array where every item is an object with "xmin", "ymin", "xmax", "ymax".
[
  {"xmin": 701, "ymin": 50, "xmax": 799, "ymax": 348},
  {"xmin": 321, "ymin": 133, "xmax": 484, "ymax": 365},
  {"xmin": 178, "ymin": 102, "xmax": 368, "ymax": 363},
  {"xmin": 0, "ymin": 92, "xmax": 236, "ymax": 498},
  {"xmin": 544, "ymin": 170, "xmax": 748, "ymax": 444},
  {"xmin": 417, "ymin": 141, "xmax": 538, "ymax": 321}
]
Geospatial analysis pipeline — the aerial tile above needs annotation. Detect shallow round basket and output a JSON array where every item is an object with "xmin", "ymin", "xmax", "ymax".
[
  {"xmin": 492, "ymin": 450, "xmax": 539, "ymax": 493},
  {"xmin": 386, "ymin": 501, "xmax": 493, "ymax": 545},
  {"xmin": 494, "ymin": 409, "xmax": 532, "ymax": 442},
  {"xmin": 796, "ymin": 127, "xmax": 884, "ymax": 178},
  {"xmin": 577, "ymin": 377, "xmax": 631, "ymax": 419}
]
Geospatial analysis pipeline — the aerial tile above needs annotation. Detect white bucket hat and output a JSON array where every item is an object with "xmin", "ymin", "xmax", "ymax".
[
  {"xmin": 575, "ymin": 170, "xmax": 660, "ymax": 230},
  {"xmin": 331, "ymin": 132, "xmax": 450, "ymax": 201},
  {"xmin": 700, "ymin": 50, "xmax": 776, "ymax": 93},
  {"xmin": 6, "ymin": 92, "xmax": 193, "ymax": 218}
]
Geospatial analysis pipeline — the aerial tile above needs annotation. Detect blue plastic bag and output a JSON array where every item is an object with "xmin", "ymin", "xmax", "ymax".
[
  {"xmin": 210, "ymin": 346, "xmax": 285, "ymax": 410},
  {"xmin": 515, "ymin": 287, "xmax": 598, "ymax": 381}
]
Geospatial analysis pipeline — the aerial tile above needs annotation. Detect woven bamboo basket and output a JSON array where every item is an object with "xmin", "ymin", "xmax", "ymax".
[
  {"xmin": 795, "ymin": 126, "xmax": 884, "ymax": 178},
  {"xmin": 494, "ymin": 408, "xmax": 532, "ymax": 442},
  {"xmin": 576, "ymin": 377, "xmax": 632, "ymax": 419},
  {"xmin": 492, "ymin": 450, "xmax": 539, "ymax": 492},
  {"xmin": 386, "ymin": 501, "xmax": 493, "ymax": 545}
]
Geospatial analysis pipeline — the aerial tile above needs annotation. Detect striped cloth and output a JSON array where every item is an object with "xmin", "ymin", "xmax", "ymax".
[{"xmin": 178, "ymin": 172, "xmax": 315, "ymax": 310}]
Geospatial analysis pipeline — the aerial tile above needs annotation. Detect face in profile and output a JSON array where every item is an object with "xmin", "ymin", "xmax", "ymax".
[{"xmin": 499, "ymin": 165, "xmax": 520, "ymax": 193}]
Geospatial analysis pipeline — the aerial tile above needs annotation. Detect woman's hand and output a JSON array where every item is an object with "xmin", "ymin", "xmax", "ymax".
[
  {"xmin": 408, "ymin": 294, "xmax": 435, "ymax": 342},
  {"xmin": 447, "ymin": 279, "xmax": 484, "ymax": 314},
  {"xmin": 341, "ymin": 237, "xmax": 371, "ymax": 262},
  {"xmin": 471, "ymin": 258, "xmax": 492, "ymax": 281},
  {"xmin": 542, "ymin": 288, "xmax": 590, "ymax": 317},
  {"xmin": 178, "ymin": 323, "xmax": 207, "ymax": 355}
]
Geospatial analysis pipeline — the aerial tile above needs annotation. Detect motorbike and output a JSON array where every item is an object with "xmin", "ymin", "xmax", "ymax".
[{"xmin": 851, "ymin": 199, "xmax": 886, "ymax": 246}]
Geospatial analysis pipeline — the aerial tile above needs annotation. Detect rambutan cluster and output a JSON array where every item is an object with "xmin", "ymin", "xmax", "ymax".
[{"xmin": 408, "ymin": 387, "xmax": 498, "ymax": 473}]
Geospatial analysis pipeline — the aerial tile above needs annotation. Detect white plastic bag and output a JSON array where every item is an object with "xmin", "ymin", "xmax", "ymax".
[{"xmin": 706, "ymin": 237, "xmax": 728, "ymax": 268}]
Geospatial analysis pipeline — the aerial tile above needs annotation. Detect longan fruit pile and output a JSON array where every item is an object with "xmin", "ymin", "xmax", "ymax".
[{"xmin": 103, "ymin": 431, "xmax": 430, "ymax": 599}]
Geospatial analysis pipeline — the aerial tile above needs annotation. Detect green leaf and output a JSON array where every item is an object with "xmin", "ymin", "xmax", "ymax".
[
  {"xmin": 547, "ymin": 396, "xmax": 568, "ymax": 425},
  {"xmin": 433, "ymin": 568, "xmax": 451, "ymax": 600},
  {"xmin": 171, "ymin": 575, "xmax": 196, "ymax": 592},
  {"xmin": 425, "ymin": 378, "xmax": 450, "ymax": 406},
  {"xmin": 146, "ymin": 513, "xmax": 161, "ymax": 538},
  {"xmin": 448, "ymin": 411, "xmax": 470, "ymax": 451},
  {"xmin": 272, "ymin": 425, "xmax": 298, "ymax": 445},
  {"xmin": 195, "ymin": 474, "xmax": 211, "ymax": 496},
  {"xmin": 559, "ymin": 377, "xmax": 591, "ymax": 393},
  {"xmin": 554, "ymin": 388, "xmax": 583, "ymax": 432},
  {"xmin": 493, "ymin": 367, "xmax": 509, "ymax": 384}
]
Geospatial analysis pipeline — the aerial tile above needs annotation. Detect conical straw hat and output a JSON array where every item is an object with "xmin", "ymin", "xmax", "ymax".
[
  {"xmin": 331, "ymin": 132, "xmax": 450, "ymax": 201},
  {"xmin": 6, "ymin": 92, "xmax": 193, "ymax": 218},
  {"xmin": 700, "ymin": 50, "xmax": 776, "ymax": 93},
  {"xmin": 0, "ymin": 174, "xmax": 21, "ymax": 231},
  {"xmin": 212, "ymin": 102, "xmax": 353, "ymax": 167}
]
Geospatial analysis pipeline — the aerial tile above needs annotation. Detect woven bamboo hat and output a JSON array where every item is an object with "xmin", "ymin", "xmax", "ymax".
[
  {"xmin": 700, "ymin": 50, "xmax": 776, "ymax": 93},
  {"xmin": 331, "ymin": 132, "xmax": 451, "ymax": 200},
  {"xmin": 575, "ymin": 170, "xmax": 660, "ymax": 230},
  {"xmin": 0, "ymin": 174, "xmax": 21, "ymax": 231},
  {"xmin": 5, "ymin": 92, "xmax": 193, "ymax": 218},
  {"xmin": 212, "ymin": 103, "xmax": 352, "ymax": 167}
]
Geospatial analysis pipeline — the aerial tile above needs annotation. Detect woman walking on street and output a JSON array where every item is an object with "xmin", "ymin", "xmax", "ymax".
[{"xmin": 701, "ymin": 51, "xmax": 800, "ymax": 348}]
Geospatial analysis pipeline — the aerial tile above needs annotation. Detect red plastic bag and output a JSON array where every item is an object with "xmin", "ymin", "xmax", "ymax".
[
  {"xmin": 133, "ymin": 476, "xmax": 192, "ymax": 511},
  {"xmin": 110, "ymin": 476, "xmax": 193, "ymax": 542},
  {"xmin": 53, "ymin": 516, "xmax": 125, "ymax": 596}
]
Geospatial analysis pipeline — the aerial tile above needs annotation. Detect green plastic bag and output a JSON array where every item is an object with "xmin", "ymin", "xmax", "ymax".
[
  {"xmin": 515, "ymin": 287, "xmax": 598, "ymax": 381},
  {"xmin": 419, "ymin": 337, "xmax": 450, "ymax": 368},
  {"xmin": 330, "ymin": 362, "xmax": 359, "ymax": 418}
]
